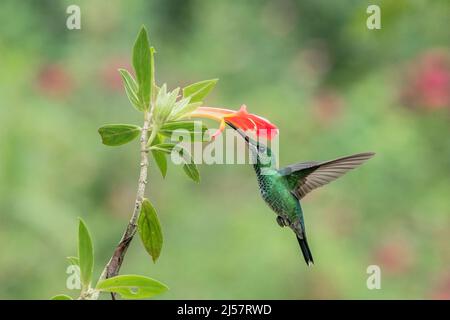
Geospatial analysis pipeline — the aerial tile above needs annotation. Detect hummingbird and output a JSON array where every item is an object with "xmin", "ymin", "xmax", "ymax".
[{"xmin": 226, "ymin": 122, "xmax": 375, "ymax": 266}]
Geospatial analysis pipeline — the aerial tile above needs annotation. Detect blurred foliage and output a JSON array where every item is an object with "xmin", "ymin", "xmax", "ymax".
[{"xmin": 0, "ymin": 0, "xmax": 449, "ymax": 299}]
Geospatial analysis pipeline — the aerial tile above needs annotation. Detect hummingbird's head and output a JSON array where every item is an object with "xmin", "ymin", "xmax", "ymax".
[{"xmin": 226, "ymin": 121, "xmax": 274, "ymax": 168}]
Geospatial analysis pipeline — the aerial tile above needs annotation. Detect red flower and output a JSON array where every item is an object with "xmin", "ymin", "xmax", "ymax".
[
  {"xmin": 400, "ymin": 50, "xmax": 450, "ymax": 110},
  {"xmin": 373, "ymin": 240, "xmax": 415, "ymax": 275},
  {"xmin": 36, "ymin": 64, "xmax": 73, "ymax": 98},
  {"xmin": 188, "ymin": 105, "xmax": 278, "ymax": 139}
]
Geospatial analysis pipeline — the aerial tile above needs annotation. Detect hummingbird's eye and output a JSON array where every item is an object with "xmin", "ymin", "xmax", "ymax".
[{"xmin": 258, "ymin": 145, "xmax": 266, "ymax": 153}]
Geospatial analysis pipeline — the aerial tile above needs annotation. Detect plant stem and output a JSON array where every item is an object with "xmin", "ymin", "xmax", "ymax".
[{"xmin": 99, "ymin": 110, "xmax": 151, "ymax": 297}]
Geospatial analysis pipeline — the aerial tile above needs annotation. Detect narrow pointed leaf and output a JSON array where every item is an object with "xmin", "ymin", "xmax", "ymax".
[
  {"xmin": 78, "ymin": 218, "xmax": 94, "ymax": 289},
  {"xmin": 150, "ymin": 143, "xmax": 201, "ymax": 182},
  {"xmin": 150, "ymin": 143, "xmax": 177, "ymax": 154},
  {"xmin": 183, "ymin": 162, "xmax": 200, "ymax": 183},
  {"xmin": 98, "ymin": 124, "xmax": 141, "ymax": 146},
  {"xmin": 183, "ymin": 79, "xmax": 218, "ymax": 103},
  {"xmin": 171, "ymin": 102, "xmax": 202, "ymax": 120},
  {"xmin": 170, "ymin": 96, "xmax": 190, "ymax": 118},
  {"xmin": 138, "ymin": 199, "xmax": 163, "ymax": 262},
  {"xmin": 177, "ymin": 147, "xmax": 200, "ymax": 183},
  {"xmin": 150, "ymin": 134, "xmax": 167, "ymax": 178},
  {"xmin": 150, "ymin": 46, "xmax": 156, "ymax": 100},
  {"xmin": 160, "ymin": 121, "xmax": 210, "ymax": 141},
  {"xmin": 51, "ymin": 294, "xmax": 73, "ymax": 300},
  {"xmin": 133, "ymin": 26, "xmax": 151, "ymax": 109},
  {"xmin": 96, "ymin": 274, "xmax": 168, "ymax": 299},
  {"xmin": 118, "ymin": 69, "xmax": 143, "ymax": 111}
]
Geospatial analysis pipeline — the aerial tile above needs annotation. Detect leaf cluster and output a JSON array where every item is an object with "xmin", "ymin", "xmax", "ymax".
[{"xmin": 98, "ymin": 26, "xmax": 217, "ymax": 182}]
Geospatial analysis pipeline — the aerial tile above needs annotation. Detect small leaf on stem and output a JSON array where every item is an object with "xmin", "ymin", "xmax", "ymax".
[
  {"xmin": 150, "ymin": 134, "xmax": 168, "ymax": 178},
  {"xmin": 98, "ymin": 124, "xmax": 141, "ymax": 146},
  {"xmin": 177, "ymin": 147, "xmax": 200, "ymax": 183},
  {"xmin": 96, "ymin": 274, "xmax": 168, "ymax": 299},
  {"xmin": 138, "ymin": 199, "xmax": 163, "ymax": 263},
  {"xmin": 150, "ymin": 143, "xmax": 201, "ymax": 182},
  {"xmin": 78, "ymin": 218, "xmax": 94, "ymax": 289},
  {"xmin": 50, "ymin": 294, "xmax": 73, "ymax": 300},
  {"xmin": 150, "ymin": 143, "xmax": 177, "ymax": 154},
  {"xmin": 118, "ymin": 69, "xmax": 143, "ymax": 111},
  {"xmin": 183, "ymin": 162, "xmax": 200, "ymax": 183}
]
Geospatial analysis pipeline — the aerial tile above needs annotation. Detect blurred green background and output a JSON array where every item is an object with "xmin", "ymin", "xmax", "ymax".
[{"xmin": 0, "ymin": 0, "xmax": 449, "ymax": 299}]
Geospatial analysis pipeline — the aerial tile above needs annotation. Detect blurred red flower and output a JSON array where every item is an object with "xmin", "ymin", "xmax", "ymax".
[
  {"xmin": 400, "ymin": 50, "xmax": 450, "ymax": 110},
  {"xmin": 431, "ymin": 274, "xmax": 450, "ymax": 300},
  {"xmin": 36, "ymin": 64, "xmax": 73, "ymax": 98},
  {"xmin": 373, "ymin": 239, "xmax": 415, "ymax": 275}
]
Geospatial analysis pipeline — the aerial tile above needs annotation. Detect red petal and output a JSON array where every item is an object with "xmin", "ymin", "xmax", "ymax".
[
  {"xmin": 247, "ymin": 114, "xmax": 278, "ymax": 139},
  {"xmin": 225, "ymin": 116, "xmax": 255, "ymax": 131}
]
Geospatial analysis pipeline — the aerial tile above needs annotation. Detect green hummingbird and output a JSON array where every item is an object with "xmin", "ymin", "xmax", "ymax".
[{"xmin": 226, "ymin": 122, "xmax": 375, "ymax": 266}]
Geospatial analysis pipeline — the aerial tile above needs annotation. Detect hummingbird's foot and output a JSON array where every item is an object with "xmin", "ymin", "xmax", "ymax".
[{"xmin": 276, "ymin": 216, "xmax": 287, "ymax": 227}]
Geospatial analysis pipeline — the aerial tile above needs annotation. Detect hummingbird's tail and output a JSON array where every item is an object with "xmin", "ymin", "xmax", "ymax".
[{"xmin": 297, "ymin": 235, "xmax": 314, "ymax": 266}]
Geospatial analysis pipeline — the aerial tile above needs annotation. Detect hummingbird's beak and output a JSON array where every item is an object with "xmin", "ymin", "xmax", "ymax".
[{"xmin": 225, "ymin": 121, "xmax": 256, "ymax": 147}]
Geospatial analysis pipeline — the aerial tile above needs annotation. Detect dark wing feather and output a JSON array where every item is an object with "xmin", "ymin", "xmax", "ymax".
[{"xmin": 279, "ymin": 152, "xmax": 375, "ymax": 200}]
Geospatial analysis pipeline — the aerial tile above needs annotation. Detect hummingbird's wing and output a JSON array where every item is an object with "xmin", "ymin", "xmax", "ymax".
[{"xmin": 279, "ymin": 152, "xmax": 375, "ymax": 200}]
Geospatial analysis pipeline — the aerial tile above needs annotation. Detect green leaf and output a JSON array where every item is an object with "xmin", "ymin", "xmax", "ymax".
[
  {"xmin": 98, "ymin": 124, "xmax": 141, "ymax": 146},
  {"xmin": 78, "ymin": 218, "xmax": 94, "ymax": 289},
  {"xmin": 178, "ymin": 147, "xmax": 200, "ymax": 182},
  {"xmin": 67, "ymin": 256, "xmax": 79, "ymax": 266},
  {"xmin": 154, "ymin": 84, "xmax": 179, "ymax": 125},
  {"xmin": 133, "ymin": 26, "xmax": 152, "ymax": 110},
  {"xmin": 118, "ymin": 69, "xmax": 143, "ymax": 111},
  {"xmin": 183, "ymin": 79, "xmax": 218, "ymax": 103},
  {"xmin": 171, "ymin": 101, "xmax": 202, "ymax": 120},
  {"xmin": 175, "ymin": 147, "xmax": 201, "ymax": 183},
  {"xmin": 160, "ymin": 121, "xmax": 210, "ymax": 141},
  {"xmin": 96, "ymin": 274, "xmax": 168, "ymax": 299},
  {"xmin": 150, "ymin": 143, "xmax": 177, "ymax": 154},
  {"xmin": 138, "ymin": 199, "xmax": 163, "ymax": 263},
  {"xmin": 150, "ymin": 134, "xmax": 167, "ymax": 178},
  {"xmin": 150, "ymin": 143, "xmax": 200, "ymax": 182},
  {"xmin": 51, "ymin": 294, "xmax": 73, "ymax": 300},
  {"xmin": 169, "ymin": 96, "xmax": 190, "ymax": 117},
  {"xmin": 150, "ymin": 46, "xmax": 156, "ymax": 100},
  {"xmin": 183, "ymin": 162, "xmax": 200, "ymax": 183}
]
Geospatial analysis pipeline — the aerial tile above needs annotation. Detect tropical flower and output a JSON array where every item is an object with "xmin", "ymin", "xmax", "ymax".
[{"xmin": 188, "ymin": 105, "xmax": 278, "ymax": 139}]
